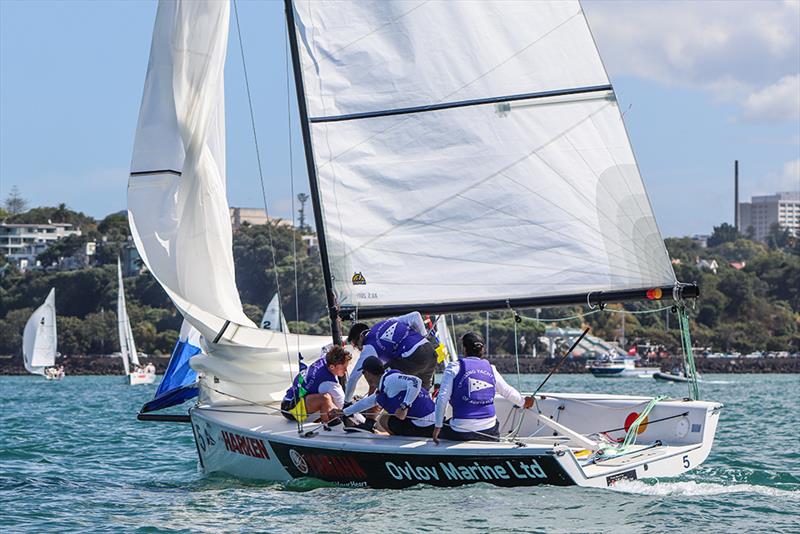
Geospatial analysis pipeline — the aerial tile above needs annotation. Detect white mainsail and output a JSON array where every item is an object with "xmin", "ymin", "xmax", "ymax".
[
  {"xmin": 129, "ymin": 0, "xmax": 333, "ymax": 401},
  {"xmin": 23, "ymin": 288, "xmax": 57, "ymax": 376},
  {"xmin": 261, "ymin": 294, "xmax": 290, "ymax": 333},
  {"xmin": 289, "ymin": 0, "xmax": 676, "ymax": 311},
  {"xmin": 117, "ymin": 258, "xmax": 140, "ymax": 374}
]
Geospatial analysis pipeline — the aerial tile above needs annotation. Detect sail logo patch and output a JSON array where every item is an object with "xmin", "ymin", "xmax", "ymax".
[
  {"xmin": 352, "ymin": 272, "xmax": 366, "ymax": 285},
  {"xmin": 468, "ymin": 377, "xmax": 493, "ymax": 394},
  {"xmin": 380, "ymin": 323, "xmax": 398, "ymax": 343}
]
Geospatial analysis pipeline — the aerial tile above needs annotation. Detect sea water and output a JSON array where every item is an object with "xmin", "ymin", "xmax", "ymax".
[{"xmin": 1, "ymin": 374, "xmax": 798, "ymax": 533}]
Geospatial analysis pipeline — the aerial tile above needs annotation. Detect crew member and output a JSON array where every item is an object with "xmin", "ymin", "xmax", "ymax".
[
  {"xmin": 344, "ymin": 311, "xmax": 437, "ymax": 402},
  {"xmin": 432, "ymin": 332, "xmax": 534, "ymax": 443},
  {"xmin": 335, "ymin": 356, "xmax": 435, "ymax": 438},
  {"xmin": 282, "ymin": 346, "xmax": 351, "ymax": 424}
]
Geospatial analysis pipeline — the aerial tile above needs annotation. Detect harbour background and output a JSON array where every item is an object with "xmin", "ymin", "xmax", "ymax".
[{"xmin": 1, "ymin": 374, "xmax": 797, "ymax": 533}]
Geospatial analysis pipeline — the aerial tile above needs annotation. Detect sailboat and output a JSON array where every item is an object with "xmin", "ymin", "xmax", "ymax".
[
  {"xmin": 23, "ymin": 288, "xmax": 63, "ymax": 380},
  {"xmin": 129, "ymin": 0, "xmax": 721, "ymax": 489},
  {"xmin": 261, "ymin": 294, "xmax": 289, "ymax": 332},
  {"xmin": 117, "ymin": 258, "xmax": 155, "ymax": 385}
]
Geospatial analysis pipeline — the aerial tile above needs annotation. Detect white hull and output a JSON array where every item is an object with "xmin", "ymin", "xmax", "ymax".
[
  {"xmin": 189, "ymin": 391, "xmax": 722, "ymax": 489},
  {"xmin": 129, "ymin": 371, "xmax": 157, "ymax": 385}
]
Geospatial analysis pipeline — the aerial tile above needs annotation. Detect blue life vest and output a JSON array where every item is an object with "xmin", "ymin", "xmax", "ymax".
[
  {"xmin": 283, "ymin": 358, "xmax": 336, "ymax": 401},
  {"xmin": 364, "ymin": 319, "xmax": 426, "ymax": 363},
  {"xmin": 450, "ymin": 357, "xmax": 496, "ymax": 419},
  {"xmin": 375, "ymin": 369, "xmax": 435, "ymax": 419}
]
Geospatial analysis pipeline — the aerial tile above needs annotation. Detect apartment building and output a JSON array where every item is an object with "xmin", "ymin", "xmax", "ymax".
[
  {"xmin": 0, "ymin": 222, "xmax": 82, "ymax": 270},
  {"xmin": 739, "ymin": 191, "xmax": 800, "ymax": 242}
]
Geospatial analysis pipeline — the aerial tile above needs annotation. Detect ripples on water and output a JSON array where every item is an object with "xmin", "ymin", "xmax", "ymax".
[{"xmin": 1, "ymin": 374, "xmax": 798, "ymax": 533}]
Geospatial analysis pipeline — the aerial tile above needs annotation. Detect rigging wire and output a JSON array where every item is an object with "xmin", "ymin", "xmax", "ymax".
[{"xmin": 232, "ymin": 0, "xmax": 299, "ymax": 432}]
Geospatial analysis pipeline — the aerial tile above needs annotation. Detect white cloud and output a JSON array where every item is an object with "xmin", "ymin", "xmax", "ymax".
[
  {"xmin": 742, "ymin": 75, "xmax": 800, "ymax": 120},
  {"xmin": 582, "ymin": 0, "xmax": 799, "ymax": 121},
  {"xmin": 750, "ymin": 159, "xmax": 800, "ymax": 196}
]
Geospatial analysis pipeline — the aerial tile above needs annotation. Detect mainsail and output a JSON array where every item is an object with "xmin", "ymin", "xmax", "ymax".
[
  {"xmin": 117, "ymin": 258, "xmax": 140, "ymax": 374},
  {"xmin": 23, "ymin": 288, "xmax": 57, "ymax": 376},
  {"xmin": 287, "ymin": 0, "xmax": 677, "ymax": 316}
]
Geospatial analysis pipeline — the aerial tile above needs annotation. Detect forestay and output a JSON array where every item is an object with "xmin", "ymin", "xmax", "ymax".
[
  {"xmin": 289, "ymin": 0, "xmax": 676, "ymax": 312},
  {"xmin": 117, "ymin": 258, "xmax": 139, "ymax": 374},
  {"xmin": 23, "ymin": 288, "xmax": 57, "ymax": 375}
]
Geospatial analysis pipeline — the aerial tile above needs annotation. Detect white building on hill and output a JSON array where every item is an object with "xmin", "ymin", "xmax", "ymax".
[
  {"xmin": 0, "ymin": 222, "xmax": 81, "ymax": 270},
  {"xmin": 739, "ymin": 191, "xmax": 800, "ymax": 242}
]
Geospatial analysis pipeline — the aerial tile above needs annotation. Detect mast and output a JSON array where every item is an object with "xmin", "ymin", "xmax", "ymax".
[{"xmin": 284, "ymin": 0, "xmax": 342, "ymax": 345}]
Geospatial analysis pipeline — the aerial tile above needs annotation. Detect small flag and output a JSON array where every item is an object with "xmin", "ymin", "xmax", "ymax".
[{"xmin": 288, "ymin": 397, "xmax": 308, "ymax": 422}]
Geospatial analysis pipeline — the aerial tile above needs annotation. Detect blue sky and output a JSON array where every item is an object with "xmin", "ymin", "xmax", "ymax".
[{"xmin": 1, "ymin": 0, "xmax": 798, "ymax": 237}]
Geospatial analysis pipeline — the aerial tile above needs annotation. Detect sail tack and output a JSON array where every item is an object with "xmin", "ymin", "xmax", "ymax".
[
  {"xmin": 23, "ymin": 288, "xmax": 57, "ymax": 375},
  {"xmin": 289, "ymin": 0, "xmax": 676, "ymax": 312},
  {"xmin": 128, "ymin": 0, "xmax": 253, "ymax": 338}
]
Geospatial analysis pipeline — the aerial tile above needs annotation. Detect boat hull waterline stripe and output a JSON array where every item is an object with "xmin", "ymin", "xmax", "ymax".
[{"xmin": 309, "ymin": 84, "xmax": 614, "ymax": 123}]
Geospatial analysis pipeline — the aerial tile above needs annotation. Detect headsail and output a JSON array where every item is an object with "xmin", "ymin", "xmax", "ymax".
[
  {"xmin": 128, "ymin": 0, "xmax": 253, "ymax": 340},
  {"xmin": 288, "ymin": 0, "xmax": 676, "ymax": 316},
  {"xmin": 23, "ymin": 288, "xmax": 57, "ymax": 375},
  {"xmin": 117, "ymin": 258, "xmax": 139, "ymax": 373},
  {"xmin": 261, "ymin": 294, "xmax": 290, "ymax": 333},
  {"xmin": 141, "ymin": 320, "xmax": 202, "ymax": 413}
]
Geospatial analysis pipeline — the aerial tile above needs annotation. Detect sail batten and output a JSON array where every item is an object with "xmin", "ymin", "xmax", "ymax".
[{"xmin": 289, "ymin": 0, "xmax": 676, "ymax": 312}]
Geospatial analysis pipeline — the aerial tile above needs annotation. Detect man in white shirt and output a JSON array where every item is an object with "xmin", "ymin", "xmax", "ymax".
[{"xmin": 433, "ymin": 332, "xmax": 534, "ymax": 443}]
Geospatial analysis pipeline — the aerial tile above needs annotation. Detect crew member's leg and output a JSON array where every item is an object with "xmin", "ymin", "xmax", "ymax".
[
  {"xmin": 390, "ymin": 343, "xmax": 437, "ymax": 390},
  {"xmin": 439, "ymin": 420, "xmax": 500, "ymax": 442}
]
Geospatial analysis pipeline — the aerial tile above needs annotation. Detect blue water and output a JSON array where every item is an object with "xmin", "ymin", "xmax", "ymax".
[{"xmin": 1, "ymin": 374, "xmax": 798, "ymax": 533}]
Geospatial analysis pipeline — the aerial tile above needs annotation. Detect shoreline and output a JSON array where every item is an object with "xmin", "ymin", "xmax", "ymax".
[{"xmin": 1, "ymin": 354, "xmax": 798, "ymax": 375}]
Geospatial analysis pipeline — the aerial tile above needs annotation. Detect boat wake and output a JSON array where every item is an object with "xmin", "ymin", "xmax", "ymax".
[{"xmin": 610, "ymin": 480, "xmax": 798, "ymax": 499}]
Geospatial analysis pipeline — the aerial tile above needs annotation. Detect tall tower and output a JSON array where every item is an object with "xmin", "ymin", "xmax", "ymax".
[{"xmin": 734, "ymin": 160, "xmax": 739, "ymax": 231}]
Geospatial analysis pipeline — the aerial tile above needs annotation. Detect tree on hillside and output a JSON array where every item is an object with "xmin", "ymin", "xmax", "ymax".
[
  {"xmin": 297, "ymin": 193, "xmax": 309, "ymax": 231},
  {"xmin": 707, "ymin": 223, "xmax": 739, "ymax": 247},
  {"xmin": 8, "ymin": 205, "xmax": 96, "ymax": 230},
  {"xmin": 4, "ymin": 186, "xmax": 28, "ymax": 215},
  {"xmin": 765, "ymin": 223, "xmax": 792, "ymax": 250}
]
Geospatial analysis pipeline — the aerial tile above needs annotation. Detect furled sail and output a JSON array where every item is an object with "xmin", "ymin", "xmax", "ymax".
[
  {"xmin": 23, "ymin": 288, "xmax": 57, "ymax": 375},
  {"xmin": 128, "ymin": 0, "xmax": 253, "ymax": 340},
  {"xmin": 117, "ymin": 258, "xmax": 139, "ymax": 374},
  {"xmin": 288, "ymin": 0, "xmax": 676, "ymax": 313},
  {"xmin": 261, "ymin": 294, "xmax": 290, "ymax": 333},
  {"xmin": 129, "ymin": 0, "xmax": 336, "ymax": 402}
]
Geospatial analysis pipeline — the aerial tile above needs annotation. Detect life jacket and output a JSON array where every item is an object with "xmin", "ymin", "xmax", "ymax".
[
  {"xmin": 283, "ymin": 358, "xmax": 336, "ymax": 401},
  {"xmin": 375, "ymin": 369, "xmax": 435, "ymax": 419},
  {"xmin": 363, "ymin": 319, "xmax": 426, "ymax": 363},
  {"xmin": 450, "ymin": 357, "xmax": 496, "ymax": 419}
]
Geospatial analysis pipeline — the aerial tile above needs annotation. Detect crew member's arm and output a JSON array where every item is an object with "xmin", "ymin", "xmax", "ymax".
[
  {"xmin": 492, "ymin": 364, "xmax": 534, "ymax": 409},
  {"xmin": 317, "ymin": 381, "xmax": 345, "ymax": 410},
  {"xmin": 384, "ymin": 373, "xmax": 422, "ymax": 420},
  {"xmin": 432, "ymin": 361, "xmax": 459, "ymax": 443},
  {"xmin": 344, "ymin": 344, "xmax": 378, "ymax": 402},
  {"xmin": 394, "ymin": 311, "xmax": 428, "ymax": 336},
  {"xmin": 342, "ymin": 393, "xmax": 378, "ymax": 417}
]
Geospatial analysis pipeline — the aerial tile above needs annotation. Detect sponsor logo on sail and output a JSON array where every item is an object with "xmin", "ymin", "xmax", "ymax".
[{"xmin": 352, "ymin": 272, "xmax": 366, "ymax": 285}]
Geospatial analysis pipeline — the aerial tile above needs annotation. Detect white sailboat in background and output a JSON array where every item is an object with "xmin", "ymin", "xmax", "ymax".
[
  {"xmin": 23, "ymin": 288, "xmax": 63, "ymax": 381},
  {"xmin": 260, "ymin": 294, "xmax": 290, "ymax": 333},
  {"xmin": 129, "ymin": 0, "xmax": 720, "ymax": 489},
  {"xmin": 117, "ymin": 258, "xmax": 155, "ymax": 385}
]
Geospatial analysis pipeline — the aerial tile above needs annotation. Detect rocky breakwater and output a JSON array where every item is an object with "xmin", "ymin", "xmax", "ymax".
[{"xmin": 0, "ymin": 354, "xmax": 171, "ymax": 375}]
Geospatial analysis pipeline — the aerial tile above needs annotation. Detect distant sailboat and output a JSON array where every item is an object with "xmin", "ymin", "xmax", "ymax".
[
  {"xmin": 117, "ymin": 258, "xmax": 155, "ymax": 385},
  {"xmin": 261, "ymin": 294, "xmax": 290, "ymax": 332},
  {"xmin": 23, "ymin": 288, "xmax": 62, "ymax": 380}
]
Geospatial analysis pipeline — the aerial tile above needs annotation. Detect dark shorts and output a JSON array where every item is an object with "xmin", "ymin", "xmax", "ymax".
[
  {"xmin": 439, "ymin": 420, "xmax": 500, "ymax": 442},
  {"xmin": 386, "ymin": 416, "xmax": 435, "ymax": 438},
  {"xmin": 389, "ymin": 342, "xmax": 437, "ymax": 390}
]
